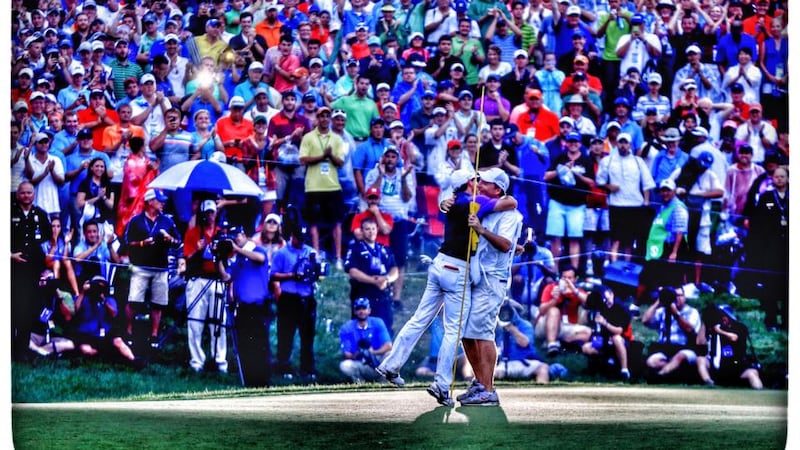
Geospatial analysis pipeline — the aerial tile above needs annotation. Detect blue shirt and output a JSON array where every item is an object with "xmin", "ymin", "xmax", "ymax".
[
  {"xmin": 390, "ymin": 80, "xmax": 425, "ymax": 125},
  {"xmin": 271, "ymin": 243, "xmax": 317, "ymax": 297},
  {"xmin": 233, "ymin": 80, "xmax": 270, "ymax": 112},
  {"xmin": 339, "ymin": 317, "xmax": 391, "ymax": 354},
  {"xmin": 65, "ymin": 150, "xmax": 111, "ymax": 196},
  {"xmin": 344, "ymin": 240, "xmax": 397, "ymax": 301},
  {"xmin": 496, "ymin": 317, "xmax": 540, "ymax": 361},
  {"xmin": 229, "ymin": 246, "xmax": 270, "ymax": 305},
  {"xmin": 352, "ymin": 138, "xmax": 388, "ymax": 173}
]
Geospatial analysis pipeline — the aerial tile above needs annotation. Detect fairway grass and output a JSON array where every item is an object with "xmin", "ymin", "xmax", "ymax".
[{"xmin": 13, "ymin": 385, "xmax": 787, "ymax": 449}]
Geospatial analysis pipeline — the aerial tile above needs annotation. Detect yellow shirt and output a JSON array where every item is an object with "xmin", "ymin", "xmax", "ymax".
[
  {"xmin": 299, "ymin": 128, "xmax": 345, "ymax": 192},
  {"xmin": 194, "ymin": 35, "xmax": 229, "ymax": 64}
]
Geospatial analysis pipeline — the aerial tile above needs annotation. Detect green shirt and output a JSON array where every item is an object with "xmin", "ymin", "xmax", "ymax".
[
  {"xmin": 468, "ymin": 0, "xmax": 512, "ymax": 36},
  {"xmin": 332, "ymin": 95, "xmax": 379, "ymax": 140},
  {"xmin": 598, "ymin": 12, "xmax": 632, "ymax": 62},
  {"xmin": 452, "ymin": 36, "xmax": 485, "ymax": 87}
]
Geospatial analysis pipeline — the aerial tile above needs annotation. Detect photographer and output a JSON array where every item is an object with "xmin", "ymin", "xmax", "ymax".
[
  {"xmin": 534, "ymin": 265, "xmax": 592, "ymax": 358},
  {"xmin": 271, "ymin": 225, "xmax": 324, "ymax": 382},
  {"xmin": 123, "ymin": 188, "xmax": 182, "ymax": 350},
  {"xmin": 73, "ymin": 276, "xmax": 141, "ymax": 367},
  {"xmin": 29, "ymin": 269, "xmax": 75, "ymax": 357},
  {"xmin": 642, "ymin": 286, "xmax": 701, "ymax": 381},
  {"xmin": 494, "ymin": 300, "xmax": 550, "ymax": 384},
  {"xmin": 696, "ymin": 305, "xmax": 763, "ymax": 389},
  {"xmin": 581, "ymin": 285, "xmax": 633, "ymax": 380},
  {"xmin": 217, "ymin": 225, "xmax": 272, "ymax": 387},
  {"xmin": 182, "ymin": 199, "xmax": 228, "ymax": 374},
  {"xmin": 338, "ymin": 298, "xmax": 392, "ymax": 383}
]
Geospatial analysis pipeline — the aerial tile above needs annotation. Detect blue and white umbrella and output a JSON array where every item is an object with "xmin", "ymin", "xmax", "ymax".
[{"xmin": 148, "ymin": 159, "xmax": 262, "ymax": 197}]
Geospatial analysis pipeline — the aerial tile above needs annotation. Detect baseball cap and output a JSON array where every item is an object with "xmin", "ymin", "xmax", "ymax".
[
  {"xmin": 253, "ymin": 87, "xmax": 268, "ymax": 98},
  {"xmin": 144, "ymin": 188, "xmax": 168, "ymax": 202},
  {"xmin": 164, "ymin": 33, "xmax": 180, "ymax": 43},
  {"xmin": 566, "ymin": 5, "xmax": 581, "ymax": 15},
  {"xmin": 30, "ymin": 91, "xmax": 46, "ymax": 101},
  {"xmin": 697, "ymin": 151, "xmax": 714, "ymax": 168},
  {"xmin": 91, "ymin": 41, "xmax": 104, "ymax": 52},
  {"xmin": 115, "ymin": 39, "xmax": 129, "ymax": 47},
  {"xmin": 356, "ymin": 22, "xmax": 368, "ymax": 31},
  {"xmin": 645, "ymin": 107, "xmax": 658, "ymax": 116},
  {"xmin": 458, "ymin": 90, "xmax": 473, "ymax": 99},
  {"xmin": 617, "ymin": 133, "xmax": 632, "ymax": 143},
  {"xmin": 479, "ymin": 167, "xmax": 510, "ymax": 192},
  {"xmin": 370, "ymin": 117, "xmax": 386, "ymax": 127},
  {"xmin": 383, "ymin": 144, "xmax": 398, "ymax": 155},
  {"xmin": 248, "ymin": 61, "xmax": 264, "ymax": 71},
  {"xmin": 409, "ymin": 32, "xmax": 424, "ymax": 41},
  {"xmin": 365, "ymin": 187, "xmax": 381, "ymax": 199},
  {"xmin": 573, "ymin": 54, "xmax": 589, "ymax": 64},
  {"xmin": 229, "ymin": 96, "xmax": 246, "ymax": 108},
  {"xmin": 514, "ymin": 49, "xmax": 528, "ymax": 59},
  {"xmin": 19, "ymin": 68, "xmax": 34, "ymax": 79},
  {"xmin": 432, "ymin": 107, "xmax": 447, "ymax": 116},
  {"xmin": 389, "ymin": 120, "xmax": 404, "ymax": 129},
  {"xmin": 731, "ymin": 82, "xmax": 744, "ymax": 92},
  {"xmin": 368, "ymin": 36, "xmax": 381, "ymax": 46},
  {"xmin": 422, "ymin": 89, "xmax": 436, "ymax": 99},
  {"xmin": 607, "ymin": 120, "xmax": 622, "ymax": 130},
  {"xmin": 451, "ymin": 63, "xmax": 465, "ymax": 72},
  {"xmin": 648, "ymin": 73, "xmax": 662, "ymax": 84},
  {"xmin": 505, "ymin": 123, "xmax": 519, "ymax": 138},
  {"xmin": 527, "ymin": 89, "xmax": 543, "ymax": 100},
  {"xmin": 749, "ymin": 102, "xmax": 762, "ymax": 113},
  {"xmin": 354, "ymin": 297, "xmax": 371, "ymax": 310},
  {"xmin": 13, "ymin": 101, "xmax": 28, "ymax": 112},
  {"xmin": 686, "ymin": 44, "xmax": 701, "ymax": 55},
  {"xmin": 681, "ymin": 78, "xmax": 697, "ymax": 90},
  {"xmin": 206, "ymin": 18, "xmax": 222, "ymax": 27},
  {"xmin": 346, "ymin": 58, "xmax": 359, "ymax": 67},
  {"xmin": 293, "ymin": 67, "xmax": 310, "ymax": 78},
  {"xmin": 447, "ymin": 140, "xmax": 462, "ymax": 150},
  {"xmin": 332, "ymin": 109, "xmax": 347, "ymax": 119},
  {"xmin": 572, "ymin": 72, "xmax": 587, "ymax": 82},
  {"xmin": 565, "ymin": 94, "xmax": 584, "ymax": 104},
  {"xmin": 659, "ymin": 178, "xmax": 676, "ymax": 191},
  {"xmin": 614, "ymin": 97, "xmax": 631, "ymax": 108},
  {"xmin": 437, "ymin": 79, "xmax": 454, "ymax": 91},
  {"xmin": 691, "ymin": 126, "xmax": 709, "ymax": 139},
  {"xmin": 77, "ymin": 128, "xmax": 93, "ymax": 140},
  {"xmin": 201, "ymin": 199, "xmax": 217, "ymax": 212},
  {"xmin": 228, "ymin": 225, "xmax": 246, "ymax": 235},
  {"xmin": 449, "ymin": 168, "xmax": 473, "ymax": 190},
  {"xmin": 141, "ymin": 73, "xmax": 156, "ymax": 84},
  {"xmin": 486, "ymin": 73, "xmax": 501, "ymax": 83},
  {"xmin": 77, "ymin": 41, "xmax": 92, "ymax": 53},
  {"xmin": 381, "ymin": 4, "xmax": 396, "ymax": 12},
  {"xmin": 309, "ymin": 57, "xmax": 324, "ymax": 67},
  {"xmin": 631, "ymin": 13, "xmax": 644, "ymax": 24},
  {"xmin": 454, "ymin": 0, "xmax": 468, "ymax": 12},
  {"xmin": 34, "ymin": 132, "xmax": 51, "ymax": 143},
  {"xmin": 559, "ymin": 116, "xmax": 573, "ymax": 126},
  {"xmin": 264, "ymin": 213, "xmax": 282, "ymax": 224},
  {"xmin": 382, "ymin": 102, "xmax": 398, "ymax": 111},
  {"xmin": 302, "ymin": 92, "xmax": 316, "ymax": 103},
  {"xmin": 376, "ymin": 82, "xmax": 391, "ymax": 92},
  {"xmin": 565, "ymin": 131, "xmax": 582, "ymax": 142},
  {"xmin": 59, "ymin": 39, "xmax": 73, "ymax": 48}
]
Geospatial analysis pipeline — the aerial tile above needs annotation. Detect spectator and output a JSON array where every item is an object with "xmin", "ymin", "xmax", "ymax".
[
  {"xmin": 595, "ymin": 0, "xmax": 632, "ymax": 109},
  {"xmin": 715, "ymin": 19, "xmax": 757, "ymax": 74},
  {"xmin": 387, "ymin": 119, "xmax": 420, "ymax": 171},
  {"xmin": 562, "ymin": 94, "xmax": 598, "ymax": 140},
  {"xmin": 344, "ymin": 217, "xmax": 399, "ymax": 333},
  {"xmin": 299, "ymin": 106, "xmax": 346, "ymax": 267},
  {"xmin": 733, "ymin": 103, "xmax": 776, "ymax": 164},
  {"xmin": 41, "ymin": 217, "xmax": 80, "ymax": 297},
  {"xmin": 182, "ymin": 200, "xmax": 228, "ymax": 374},
  {"xmin": 76, "ymin": 89, "xmax": 118, "ymax": 154},
  {"xmin": 194, "ymin": 18, "xmax": 229, "ymax": 64},
  {"xmin": 513, "ymin": 88, "xmax": 559, "ymax": 143},
  {"xmin": 72, "ymin": 218, "xmax": 120, "ymax": 285},
  {"xmin": 351, "ymin": 117, "xmax": 389, "ymax": 199},
  {"xmin": 600, "ymin": 97, "xmax": 643, "ymax": 155},
  {"xmin": 267, "ymin": 91, "xmax": 312, "ymax": 209},
  {"xmin": 150, "ymin": 108, "xmax": 195, "ymax": 174},
  {"xmin": 721, "ymin": 48, "xmax": 761, "ymax": 104},
  {"xmin": 116, "ymin": 137, "xmax": 158, "ymax": 238},
  {"xmin": 271, "ymin": 225, "xmax": 322, "ymax": 382},
  {"xmin": 642, "ymin": 286, "xmax": 701, "ymax": 380},
  {"xmin": 339, "ymin": 298, "xmax": 392, "ymax": 383},
  {"xmin": 434, "ymin": 140, "xmax": 474, "ymax": 190},
  {"xmin": 494, "ymin": 302, "xmax": 550, "ymax": 383},
  {"xmin": 102, "ymin": 103, "xmax": 147, "ymax": 191},
  {"xmin": 452, "ymin": 18, "xmax": 485, "ymax": 88},
  {"xmin": 595, "ymin": 133, "xmax": 656, "ymax": 262},
  {"xmin": 583, "ymin": 137, "xmax": 610, "ymax": 277},
  {"xmin": 477, "ymin": 45, "xmax": 512, "ymax": 84},
  {"xmin": 633, "ymin": 73, "xmax": 671, "ymax": 124},
  {"xmin": 670, "ymin": 45, "xmax": 720, "ymax": 106},
  {"xmin": 615, "ymin": 14, "xmax": 661, "ymax": 77},
  {"xmin": 28, "ymin": 269, "xmax": 76, "ymax": 357},
  {"xmin": 650, "ymin": 127, "xmax": 689, "ymax": 189},
  {"xmin": 24, "ymin": 132, "xmax": 65, "ymax": 217},
  {"xmin": 123, "ymin": 188, "xmax": 181, "ymax": 350},
  {"xmin": 581, "ymin": 285, "xmax": 633, "ymax": 380},
  {"xmin": 723, "ymin": 145, "xmax": 764, "ymax": 227},
  {"xmin": 11, "ymin": 181, "xmax": 52, "ymax": 361},
  {"xmin": 351, "ymin": 187, "xmax": 394, "ymax": 247},
  {"xmin": 130, "ymin": 74, "xmax": 172, "ymax": 139},
  {"xmin": 479, "ymin": 118, "xmax": 521, "ymax": 188},
  {"xmin": 758, "ymin": 18, "xmax": 788, "ymax": 128},
  {"xmin": 425, "ymin": 106, "xmax": 460, "ymax": 172},
  {"xmin": 75, "ymin": 157, "xmax": 115, "ymax": 226},
  {"xmin": 535, "ymin": 265, "xmax": 592, "ymax": 358},
  {"xmin": 535, "ymin": 53, "xmax": 566, "ymax": 120},
  {"xmin": 543, "ymin": 131, "xmax": 594, "ymax": 270},
  {"xmin": 364, "ymin": 146, "xmax": 415, "ymax": 310},
  {"xmin": 234, "ymin": 61, "xmax": 270, "ymax": 112},
  {"xmin": 255, "ymin": 4, "xmax": 284, "ymax": 48}
]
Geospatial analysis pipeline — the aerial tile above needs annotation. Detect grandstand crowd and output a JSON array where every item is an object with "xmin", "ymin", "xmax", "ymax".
[{"xmin": 10, "ymin": 0, "xmax": 788, "ymax": 385}]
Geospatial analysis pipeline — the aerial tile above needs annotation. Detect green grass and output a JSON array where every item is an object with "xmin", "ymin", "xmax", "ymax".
[{"xmin": 11, "ymin": 268, "xmax": 788, "ymax": 403}]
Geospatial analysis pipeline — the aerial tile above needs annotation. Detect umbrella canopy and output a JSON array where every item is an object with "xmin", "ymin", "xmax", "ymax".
[{"xmin": 148, "ymin": 160, "xmax": 262, "ymax": 197}]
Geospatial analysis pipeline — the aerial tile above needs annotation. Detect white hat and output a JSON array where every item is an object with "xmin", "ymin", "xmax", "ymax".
[
  {"xmin": 449, "ymin": 168, "xmax": 473, "ymax": 190},
  {"xmin": 140, "ymin": 73, "xmax": 156, "ymax": 84},
  {"xmin": 382, "ymin": 102, "xmax": 397, "ymax": 111},
  {"xmin": 566, "ymin": 5, "xmax": 582, "ymax": 15},
  {"xmin": 681, "ymin": 78, "xmax": 697, "ymax": 90},
  {"xmin": 19, "ymin": 67, "xmax": 34, "ymax": 78},
  {"xmin": 70, "ymin": 65, "xmax": 85, "ymax": 76},
  {"xmin": 389, "ymin": 120, "xmax": 404, "ymax": 129},
  {"xmin": 264, "ymin": 213, "xmax": 282, "ymax": 225},
  {"xmin": 691, "ymin": 126, "xmax": 709, "ymax": 139},
  {"xmin": 209, "ymin": 151, "xmax": 227, "ymax": 163},
  {"xmin": 34, "ymin": 132, "xmax": 51, "ymax": 142},
  {"xmin": 617, "ymin": 132, "xmax": 632, "ymax": 143},
  {"xmin": 201, "ymin": 199, "xmax": 217, "ymax": 212},
  {"xmin": 685, "ymin": 44, "xmax": 701, "ymax": 55},
  {"xmin": 513, "ymin": 49, "xmax": 528, "ymax": 59},
  {"xmin": 308, "ymin": 57, "xmax": 324, "ymax": 67},
  {"xmin": 78, "ymin": 41, "xmax": 92, "ymax": 53},
  {"xmin": 647, "ymin": 73, "xmax": 662, "ymax": 84},
  {"xmin": 13, "ymin": 100, "xmax": 29, "ymax": 111},
  {"xmin": 229, "ymin": 96, "xmax": 246, "ymax": 108},
  {"xmin": 479, "ymin": 167, "xmax": 510, "ymax": 192},
  {"xmin": 249, "ymin": 61, "xmax": 264, "ymax": 71},
  {"xmin": 659, "ymin": 178, "xmax": 676, "ymax": 191},
  {"xmin": 91, "ymin": 41, "xmax": 104, "ymax": 52},
  {"xmin": 432, "ymin": 106, "xmax": 447, "ymax": 115},
  {"xmin": 376, "ymin": 82, "xmax": 391, "ymax": 92},
  {"xmin": 164, "ymin": 33, "xmax": 180, "ymax": 43},
  {"xmin": 30, "ymin": 91, "xmax": 45, "ymax": 101}
]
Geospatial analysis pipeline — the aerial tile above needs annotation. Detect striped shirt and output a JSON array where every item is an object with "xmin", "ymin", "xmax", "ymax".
[
  {"xmin": 108, "ymin": 59, "xmax": 144, "ymax": 102},
  {"xmin": 633, "ymin": 94, "xmax": 671, "ymax": 122},
  {"xmin": 158, "ymin": 131, "xmax": 195, "ymax": 172}
]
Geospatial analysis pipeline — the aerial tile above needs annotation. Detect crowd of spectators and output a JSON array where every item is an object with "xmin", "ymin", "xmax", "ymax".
[{"xmin": 11, "ymin": 0, "xmax": 788, "ymax": 386}]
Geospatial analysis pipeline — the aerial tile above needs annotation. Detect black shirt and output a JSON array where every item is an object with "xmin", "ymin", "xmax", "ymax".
[
  {"xmin": 546, "ymin": 151, "xmax": 595, "ymax": 206},
  {"xmin": 438, "ymin": 191, "xmax": 475, "ymax": 261}
]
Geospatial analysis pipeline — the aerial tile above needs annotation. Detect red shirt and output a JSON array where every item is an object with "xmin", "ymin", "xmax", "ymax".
[
  {"xmin": 77, "ymin": 107, "xmax": 120, "ymax": 151},
  {"xmin": 540, "ymin": 282, "xmax": 586, "ymax": 324},
  {"xmin": 216, "ymin": 115, "xmax": 254, "ymax": 159},
  {"xmin": 183, "ymin": 225, "xmax": 219, "ymax": 277},
  {"xmin": 351, "ymin": 210, "xmax": 394, "ymax": 247},
  {"xmin": 515, "ymin": 107, "xmax": 560, "ymax": 142}
]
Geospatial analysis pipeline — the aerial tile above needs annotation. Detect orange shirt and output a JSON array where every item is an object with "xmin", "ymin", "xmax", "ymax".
[
  {"xmin": 351, "ymin": 210, "xmax": 394, "ymax": 247},
  {"xmin": 742, "ymin": 14, "xmax": 773, "ymax": 45},
  {"xmin": 101, "ymin": 123, "xmax": 146, "ymax": 152},
  {"xmin": 515, "ymin": 107, "xmax": 560, "ymax": 142},
  {"xmin": 255, "ymin": 20, "xmax": 284, "ymax": 48},
  {"xmin": 216, "ymin": 115, "xmax": 254, "ymax": 159},
  {"xmin": 77, "ymin": 107, "xmax": 120, "ymax": 151}
]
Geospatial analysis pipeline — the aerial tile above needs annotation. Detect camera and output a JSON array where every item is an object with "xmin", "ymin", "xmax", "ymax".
[
  {"xmin": 211, "ymin": 233, "xmax": 235, "ymax": 261},
  {"xmin": 497, "ymin": 300, "xmax": 519, "ymax": 327},
  {"xmin": 86, "ymin": 277, "xmax": 109, "ymax": 299},
  {"xmin": 293, "ymin": 251, "xmax": 328, "ymax": 283},
  {"xmin": 658, "ymin": 287, "xmax": 677, "ymax": 305},
  {"xmin": 357, "ymin": 338, "xmax": 379, "ymax": 367}
]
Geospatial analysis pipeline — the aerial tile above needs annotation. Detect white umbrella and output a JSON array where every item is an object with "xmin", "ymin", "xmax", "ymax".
[{"xmin": 148, "ymin": 160, "xmax": 262, "ymax": 197}]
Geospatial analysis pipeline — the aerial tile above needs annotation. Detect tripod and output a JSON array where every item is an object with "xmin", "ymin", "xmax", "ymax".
[{"xmin": 186, "ymin": 277, "xmax": 243, "ymax": 385}]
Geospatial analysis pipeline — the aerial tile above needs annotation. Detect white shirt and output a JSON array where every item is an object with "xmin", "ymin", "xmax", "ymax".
[
  {"xmin": 734, "ymin": 120, "xmax": 777, "ymax": 163},
  {"xmin": 596, "ymin": 152, "xmax": 656, "ymax": 206},
  {"xmin": 27, "ymin": 154, "xmax": 64, "ymax": 215}
]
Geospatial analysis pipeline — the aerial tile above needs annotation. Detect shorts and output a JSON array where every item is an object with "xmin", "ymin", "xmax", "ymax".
[
  {"xmin": 583, "ymin": 207, "xmax": 610, "ymax": 232},
  {"xmin": 650, "ymin": 349, "xmax": 697, "ymax": 365},
  {"xmin": 128, "ymin": 265, "xmax": 169, "ymax": 306},
  {"xmin": 464, "ymin": 276, "xmax": 507, "ymax": 340},
  {"xmin": 496, "ymin": 359, "xmax": 547, "ymax": 379},
  {"xmin": 545, "ymin": 200, "xmax": 585, "ymax": 238},
  {"xmin": 609, "ymin": 206, "xmax": 652, "ymax": 242},
  {"xmin": 303, "ymin": 190, "xmax": 345, "ymax": 225},
  {"xmin": 534, "ymin": 317, "xmax": 591, "ymax": 341}
]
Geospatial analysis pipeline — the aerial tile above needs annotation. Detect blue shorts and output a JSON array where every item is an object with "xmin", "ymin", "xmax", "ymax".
[{"xmin": 546, "ymin": 200, "xmax": 586, "ymax": 238}]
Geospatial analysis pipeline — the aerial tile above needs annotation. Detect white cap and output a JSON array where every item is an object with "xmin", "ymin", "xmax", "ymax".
[
  {"xmin": 229, "ymin": 96, "xmax": 246, "ymax": 108},
  {"xmin": 30, "ymin": 91, "xmax": 45, "ymax": 101},
  {"xmin": 479, "ymin": 167, "xmax": 509, "ymax": 192},
  {"xmin": 567, "ymin": 5, "xmax": 581, "ymax": 15},
  {"xmin": 164, "ymin": 33, "xmax": 180, "ymax": 43},
  {"xmin": 691, "ymin": 126, "xmax": 709, "ymax": 139},
  {"xmin": 376, "ymin": 82, "xmax": 391, "ymax": 92},
  {"xmin": 201, "ymin": 199, "xmax": 217, "ymax": 212},
  {"xmin": 432, "ymin": 106, "xmax": 447, "ymax": 115},
  {"xmin": 449, "ymin": 168, "xmax": 473, "ymax": 190},
  {"xmin": 78, "ymin": 41, "xmax": 92, "ymax": 53},
  {"xmin": 686, "ymin": 44, "xmax": 701, "ymax": 54},
  {"xmin": 659, "ymin": 178, "xmax": 676, "ymax": 191},
  {"xmin": 647, "ymin": 73, "xmax": 662, "ymax": 84},
  {"xmin": 308, "ymin": 57, "xmax": 324, "ymax": 67},
  {"xmin": 513, "ymin": 49, "xmax": 528, "ymax": 59},
  {"xmin": 264, "ymin": 213, "xmax": 282, "ymax": 225},
  {"xmin": 389, "ymin": 120, "xmax": 404, "ymax": 129},
  {"xmin": 382, "ymin": 102, "xmax": 397, "ymax": 111},
  {"xmin": 617, "ymin": 132, "xmax": 632, "ymax": 143},
  {"xmin": 91, "ymin": 41, "xmax": 104, "ymax": 52},
  {"xmin": 141, "ymin": 73, "xmax": 156, "ymax": 84},
  {"xmin": 249, "ymin": 61, "xmax": 264, "ymax": 71},
  {"xmin": 70, "ymin": 65, "xmax": 85, "ymax": 76},
  {"xmin": 20, "ymin": 67, "xmax": 34, "ymax": 78}
]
